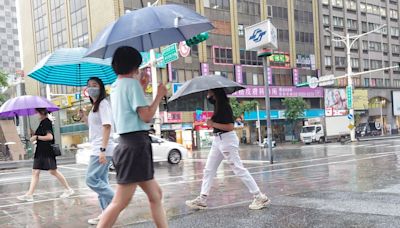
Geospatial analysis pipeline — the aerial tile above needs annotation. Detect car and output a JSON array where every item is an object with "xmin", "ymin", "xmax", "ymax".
[
  {"xmin": 262, "ymin": 138, "xmax": 276, "ymax": 148},
  {"xmin": 75, "ymin": 135, "xmax": 188, "ymax": 165}
]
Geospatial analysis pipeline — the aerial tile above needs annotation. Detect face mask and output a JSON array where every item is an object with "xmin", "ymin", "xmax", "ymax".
[
  {"xmin": 87, "ymin": 87, "xmax": 100, "ymax": 98},
  {"xmin": 207, "ymin": 96, "xmax": 216, "ymax": 105}
]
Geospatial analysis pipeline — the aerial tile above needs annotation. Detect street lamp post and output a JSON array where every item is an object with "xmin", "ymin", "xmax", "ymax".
[{"xmin": 326, "ymin": 24, "xmax": 386, "ymax": 142}]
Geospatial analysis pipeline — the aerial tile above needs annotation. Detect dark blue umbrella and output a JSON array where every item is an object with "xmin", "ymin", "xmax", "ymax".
[{"xmin": 85, "ymin": 4, "xmax": 214, "ymax": 58}]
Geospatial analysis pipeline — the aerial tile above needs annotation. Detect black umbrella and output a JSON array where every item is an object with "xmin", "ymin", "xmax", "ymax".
[{"xmin": 167, "ymin": 75, "xmax": 245, "ymax": 110}]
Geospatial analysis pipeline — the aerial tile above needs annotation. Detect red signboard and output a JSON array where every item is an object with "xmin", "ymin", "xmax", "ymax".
[{"xmin": 161, "ymin": 112, "xmax": 182, "ymax": 123}]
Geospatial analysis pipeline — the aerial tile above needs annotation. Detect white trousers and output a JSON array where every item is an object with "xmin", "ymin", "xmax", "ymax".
[{"xmin": 200, "ymin": 131, "xmax": 260, "ymax": 196}]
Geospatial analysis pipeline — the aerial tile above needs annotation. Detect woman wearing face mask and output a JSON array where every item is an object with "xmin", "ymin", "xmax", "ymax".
[
  {"xmin": 186, "ymin": 88, "xmax": 270, "ymax": 210},
  {"xmin": 79, "ymin": 77, "xmax": 115, "ymax": 225},
  {"xmin": 17, "ymin": 108, "xmax": 74, "ymax": 202}
]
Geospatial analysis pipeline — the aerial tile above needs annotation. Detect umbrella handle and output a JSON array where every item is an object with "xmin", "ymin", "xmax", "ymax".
[{"xmin": 163, "ymin": 96, "xmax": 168, "ymax": 112}]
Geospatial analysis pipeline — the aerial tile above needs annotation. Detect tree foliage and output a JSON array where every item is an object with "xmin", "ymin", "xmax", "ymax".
[
  {"xmin": 282, "ymin": 97, "xmax": 308, "ymax": 141},
  {"xmin": 282, "ymin": 97, "xmax": 308, "ymax": 122},
  {"xmin": 0, "ymin": 70, "xmax": 9, "ymax": 104},
  {"xmin": 229, "ymin": 97, "xmax": 259, "ymax": 119}
]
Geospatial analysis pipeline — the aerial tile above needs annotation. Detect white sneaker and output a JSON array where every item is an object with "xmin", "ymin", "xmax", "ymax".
[
  {"xmin": 185, "ymin": 196, "xmax": 207, "ymax": 210},
  {"xmin": 17, "ymin": 194, "xmax": 33, "ymax": 202},
  {"xmin": 249, "ymin": 193, "xmax": 271, "ymax": 210},
  {"xmin": 87, "ymin": 216, "xmax": 101, "ymax": 225},
  {"xmin": 59, "ymin": 188, "xmax": 74, "ymax": 198}
]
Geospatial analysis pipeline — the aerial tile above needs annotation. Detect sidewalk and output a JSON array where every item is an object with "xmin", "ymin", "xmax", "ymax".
[{"xmin": 357, "ymin": 134, "xmax": 400, "ymax": 142}]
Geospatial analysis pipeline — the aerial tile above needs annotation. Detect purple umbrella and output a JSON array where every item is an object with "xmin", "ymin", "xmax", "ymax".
[{"xmin": 0, "ymin": 95, "xmax": 60, "ymax": 117}]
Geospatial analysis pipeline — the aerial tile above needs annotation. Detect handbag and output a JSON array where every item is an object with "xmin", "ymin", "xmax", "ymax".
[
  {"xmin": 39, "ymin": 123, "xmax": 62, "ymax": 156},
  {"xmin": 51, "ymin": 144, "xmax": 62, "ymax": 156}
]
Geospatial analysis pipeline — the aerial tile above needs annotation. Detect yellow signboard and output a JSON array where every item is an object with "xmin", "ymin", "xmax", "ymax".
[
  {"xmin": 353, "ymin": 89, "xmax": 368, "ymax": 110},
  {"xmin": 348, "ymin": 124, "xmax": 355, "ymax": 130}
]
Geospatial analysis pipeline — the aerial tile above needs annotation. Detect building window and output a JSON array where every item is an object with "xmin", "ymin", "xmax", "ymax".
[
  {"xmin": 324, "ymin": 56, "xmax": 332, "ymax": 66},
  {"xmin": 385, "ymin": 79, "xmax": 390, "ymax": 87},
  {"xmin": 33, "ymin": 0, "xmax": 49, "ymax": 60},
  {"xmin": 333, "ymin": 16, "xmax": 344, "ymax": 27},
  {"xmin": 209, "ymin": 0, "xmax": 230, "ymax": 10},
  {"xmin": 252, "ymin": 73, "xmax": 258, "ymax": 85},
  {"xmin": 335, "ymin": 57, "xmax": 346, "ymax": 67},
  {"xmin": 322, "ymin": 0, "xmax": 329, "ymax": 5},
  {"xmin": 237, "ymin": 0, "xmax": 260, "ymax": 16},
  {"xmin": 238, "ymin": 24, "xmax": 244, "ymax": 36},
  {"xmin": 392, "ymin": 44, "xmax": 400, "ymax": 54},
  {"xmin": 394, "ymin": 79, "xmax": 400, "ymax": 87},
  {"xmin": 50, "ymin": 0, "xmax": 67, "ymax": 49},
  {"xmin": 364, "ymin": 78, "xmax": 370, "ymax": 87},
  {"xmin": 277, "ymin": 29, "xmax": 289, "ymax": 42},
  {"xmin": 239, "ymin": 49, "xmax": 262, "ymax": 66},
  {"xmin": 346, "ymin": 0, "xmax": 357, "ymax": 11},
  {"xmin": 295, "ymin": 31, "xmax": 314, "ymax": 43},
  {"xmin": 363, "ymin": 59, "xmax": 370, "ymax": 69},
  {"xmin": 70, "ymin": 0, "xmax": 89, "ymax": 47},
  {"xmin": 347, "ymin": 19, "xmax": 357, "ymax": 30},
  {"xmin": 376, "ymin": 78, "xmax": 383, "ymax": 87},
  {"xmin": 324, "ymin": 36, "xmax": 331, "ymax": 46},
  {"xmin": 351, "ymin": 58, "xmax": 359, "ymax": 68},
  {"xmin": 271, "ymin": 6, "xmax": 288, "ymax": 20},
  {"xmin": 213, "ymin": 46, "xmax": 233, "ymax": 64},
  {"xmin": 369, "ymin": 41, "xmax": 382, "ymax": 52},
  {"xmin": 323, "ymin": 15, "xmax": 329, "ymax": 26},
  {"xmin": 391, "ymin": 27, "xmax": 399, "ymax": 37},
  {"xmin": 371, "ymin": 60, "xmax": 382, "ymax": 69},
  {"xmin": 390, "ymin": 9, "xmax": 398, "ymax": 20},
  {"xmin": 332, "ymin": 0, "xmax": 344, "ymax": 8}
]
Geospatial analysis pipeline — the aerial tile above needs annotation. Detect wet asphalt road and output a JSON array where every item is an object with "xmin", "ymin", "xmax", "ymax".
[{"xmin": 1, "ymin": 139, "xmax": 400, "ymax": 227}]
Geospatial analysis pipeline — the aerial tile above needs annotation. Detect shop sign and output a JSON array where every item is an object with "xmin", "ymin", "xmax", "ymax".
[
  {"xmin": 269, "ymin": 53, "xmax": 289, "ymax": 63},
  {"xmin": 231, "ymin": 86, "xmax": 323, "ymax": 98},
  {"xmin": 161, "ymin": 111, "xmax": 182, "ymax": 123},
  {"xmin": 393, "ymin": 91, "xmax": 400, "ymax": 116},
  {"xmin": 353, "ymin": 89, "xmax": 368, "ymax": 110},
  {"xmin": 194, "ymin": 110, "xmax": 213, "ymax": 122},
  {"xmin": 296, "ymin": 54, "xmax": 316, "ymax": 70}
]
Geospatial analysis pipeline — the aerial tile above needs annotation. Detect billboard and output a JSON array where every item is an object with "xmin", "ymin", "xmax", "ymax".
[
  {"xmin": 325, "ymin": 88, "xmax": 348, "ymax": 116},
  {"xmin": 392, "ymin": 91, "xmax": 400, "ymax": 116},
  {"xmin": 353, "ymin": 89, "xmax": 369, "ymax": 110}
]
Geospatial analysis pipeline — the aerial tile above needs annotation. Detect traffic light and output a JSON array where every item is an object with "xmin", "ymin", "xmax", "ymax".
[{"xmin": 185, "ymin": 32, "xmax": 209, "ymax": 46}]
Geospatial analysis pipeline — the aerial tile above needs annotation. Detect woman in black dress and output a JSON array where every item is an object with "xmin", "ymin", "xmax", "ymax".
[{"xmin": 17, "ymin": 108, "xmax": 74, "ymax": 202}]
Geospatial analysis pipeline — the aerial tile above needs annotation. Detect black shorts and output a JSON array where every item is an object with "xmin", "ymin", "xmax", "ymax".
[
  {"xmin": 33, "ymin": 157, "xmax": 57, "ymax": 170},
  {"xmin": 113, "ymin": 131, "xmax": 154, "ymax": 184}
]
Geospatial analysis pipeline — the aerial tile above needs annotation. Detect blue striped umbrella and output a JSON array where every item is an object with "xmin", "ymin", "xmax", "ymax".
[{"xmin": 28, "ymin": 47, "xmax": 116, "ymax": 86}]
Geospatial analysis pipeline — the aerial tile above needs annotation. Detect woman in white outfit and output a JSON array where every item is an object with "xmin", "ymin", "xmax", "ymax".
[
  {"xmin": 79, "ymin": 77, "xmax": 115, "ymax": 225},
  {"xmin": 186, "ymin": 88, "xmax": 270, "ymax": 210}
]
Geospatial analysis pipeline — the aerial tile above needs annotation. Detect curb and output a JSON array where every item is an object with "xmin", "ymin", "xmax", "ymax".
[
  {"xmin": 0, "ymin": 157, "xmax": 76, "ymax": 170},
  {"xmin": 357, "ymin": 135, "xmax": 400, "ymax": 142}
]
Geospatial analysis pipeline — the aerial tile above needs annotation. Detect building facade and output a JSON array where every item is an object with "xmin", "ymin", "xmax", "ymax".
[
  {"xmin": 18, "ymin": 0, "xmax": 325, "ymax": 149},
  {"xmin": 0, "ymin": 0, "xmax": 21, "ymax": 75},
  {"xmin": 319, "ymin": 0, "xmax": 400, "ymax": 133}
]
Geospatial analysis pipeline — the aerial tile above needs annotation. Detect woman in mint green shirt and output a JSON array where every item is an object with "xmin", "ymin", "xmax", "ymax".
[{"xmin": 97, "ymin": 46, "xmax": 168, "ymax": 228}]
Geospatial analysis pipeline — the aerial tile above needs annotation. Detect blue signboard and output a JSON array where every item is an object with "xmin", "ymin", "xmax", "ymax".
[
  {"xmin": 244, "ymin": 109, "xmax": 325, "ymax": 121},
  {"xmin": 173, "ymin": 83, "xmax": 183, "ymax": 94}
]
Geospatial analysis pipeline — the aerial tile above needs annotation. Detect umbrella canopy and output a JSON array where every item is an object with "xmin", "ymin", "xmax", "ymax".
[
  {"xmin": 28, "ymin": 47, "xmax": 116, "ymax": 86},
  {"xmin": 168, "ymin": 75, "xmax": 246, "ymax": 108},
  {"xmin": 0, "ymin": 95, "xmax": 60, "ymax": 117},
  {"xmin": 85, "ymin": 4, "xmax": 214, "ymax": 58}
]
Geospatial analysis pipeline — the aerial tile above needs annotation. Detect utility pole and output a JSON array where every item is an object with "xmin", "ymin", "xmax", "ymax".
[{"xmin": 325, "ymin": 24, "xmax": 386, "ymax": 141}]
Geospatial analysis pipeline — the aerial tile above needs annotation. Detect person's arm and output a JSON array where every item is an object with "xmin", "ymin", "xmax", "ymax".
[
  {"xmin": 79, "ymin": 109, "xmax": 88, "ymax": 125},
  {"xmin": 37, "ymin": 133, "xmax": 53, "ymax": 141},
  {"xmin": 137, "ymin": 84, "xmax": 167, "ymax": 123}
]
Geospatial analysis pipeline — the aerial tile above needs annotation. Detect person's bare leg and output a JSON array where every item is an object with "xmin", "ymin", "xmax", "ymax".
[
  {"xmin": 26, "ymin": 169, "xmax": 40, "ymax": 195},
  {"xmin": 139, "ymin": 179, "xmax": 168, "ymax": 228},
  {"xmin": 49, "ymin": 169, "xmax": 71, "ymax": 189},
  {"xmin": 97, "ymin": 183, "xmax": 137, "ymax": 228}
]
